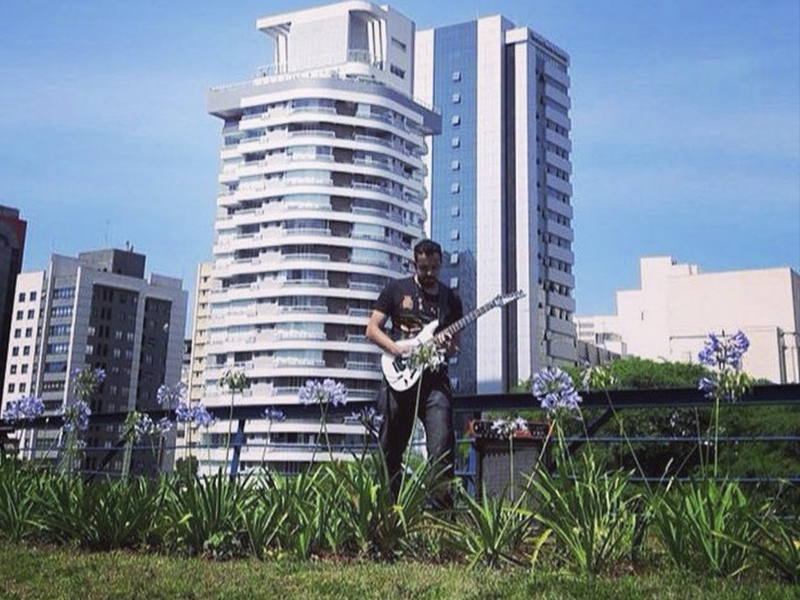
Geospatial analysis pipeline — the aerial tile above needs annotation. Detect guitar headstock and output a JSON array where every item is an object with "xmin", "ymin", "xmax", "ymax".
[{"xmin": 492, "ymin": 289, "xmax": 526, "ymax": 307}]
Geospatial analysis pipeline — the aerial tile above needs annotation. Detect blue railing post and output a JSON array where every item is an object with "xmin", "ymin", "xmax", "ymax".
[{"xmin": 229, "ymin": 418, "xmax": 246, "ymax": 479}]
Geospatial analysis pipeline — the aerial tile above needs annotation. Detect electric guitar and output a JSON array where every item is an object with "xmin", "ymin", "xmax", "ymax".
[{"xmin": 381, "ymin": 290, "xmax": 526, "ymax": 392}]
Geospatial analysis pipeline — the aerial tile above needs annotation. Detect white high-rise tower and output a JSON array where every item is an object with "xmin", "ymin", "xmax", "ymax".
[{"xmin": 204, "ymin": 2, "xmax": 440, "ymax": 474}]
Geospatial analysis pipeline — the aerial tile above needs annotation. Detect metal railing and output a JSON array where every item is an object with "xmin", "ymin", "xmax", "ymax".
[{"xmin": 1, "ymin": 384, "xmax": 798, "ymax": 485}]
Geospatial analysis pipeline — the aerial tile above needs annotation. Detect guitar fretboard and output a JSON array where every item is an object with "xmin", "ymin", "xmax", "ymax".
[{"xmin": 433, "ymin": 291, "xmax": 523, "ymax": 343}]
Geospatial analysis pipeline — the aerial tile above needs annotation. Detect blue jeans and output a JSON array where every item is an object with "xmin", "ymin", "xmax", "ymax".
[{"xmin": 377, "ymin": 372, "xmax": 455, "ymax": 509}]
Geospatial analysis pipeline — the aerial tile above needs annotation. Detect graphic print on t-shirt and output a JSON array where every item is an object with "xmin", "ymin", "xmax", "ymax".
[
  {"xmin": 374, "ymin": 277, "xmax": 463, "ymax": 344},
  {"xmin": 394, "ymin": 289, "xmax": 437, "ymax": 340}
]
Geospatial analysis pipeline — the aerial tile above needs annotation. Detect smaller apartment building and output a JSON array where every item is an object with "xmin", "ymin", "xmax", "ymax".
[
  {"xmin": 1, "ymin": 249, "xmax": 187, "ymax": 474},
  {"xmin": 576, "ymin": 256, "xmax": 800, "ymax": 383}
]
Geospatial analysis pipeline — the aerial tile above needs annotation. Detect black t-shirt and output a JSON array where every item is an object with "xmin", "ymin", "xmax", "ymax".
[{"xmin": 373, "ymin": 276, "xmax": 464, "ymax": 342}]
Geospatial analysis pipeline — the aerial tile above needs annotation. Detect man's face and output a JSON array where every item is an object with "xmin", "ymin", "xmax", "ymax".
[{"xmin": 414, "ymin": 253, "xmax": 441, "ymax": 288}]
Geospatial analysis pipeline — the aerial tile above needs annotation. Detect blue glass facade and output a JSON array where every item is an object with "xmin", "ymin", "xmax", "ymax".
[{"xmin": 431, "ymin": 22, "xmax": 478, "ymax": 393}]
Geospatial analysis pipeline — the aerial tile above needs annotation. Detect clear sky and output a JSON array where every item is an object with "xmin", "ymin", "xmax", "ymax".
[{"xmin": 2, "ymin": 0, "xmax": 798, "ymax": 324}]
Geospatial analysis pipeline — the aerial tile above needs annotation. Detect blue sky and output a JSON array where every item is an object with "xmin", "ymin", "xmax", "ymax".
[{"xmin": 1, "ymin": 0, "xmax": 798, "ymax": 324}]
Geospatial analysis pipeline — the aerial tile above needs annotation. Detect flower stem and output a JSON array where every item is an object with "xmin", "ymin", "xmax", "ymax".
[
  {"xmin": 225, "ymin": 389, "xmax": 235, "ymax": 472},
  {"xmin": 602, "ymin": 388, "xmax": 651, "ymax": 492},
  {"xmin": 713, "ymin": 394, "xmax": 720, "ymax": 478},
  {"xmin": 509, "ymin": 434, "xmax": 515, "ymax": 501}
]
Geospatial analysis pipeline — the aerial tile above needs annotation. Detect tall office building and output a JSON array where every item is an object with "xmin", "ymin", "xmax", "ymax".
[
  {"xmin": 0, "ymin": 206, "xmax": 27, "ymax": 395},
  {"xmin": 1, "ymin": 249, "xmax": 187, "ymax": 475},
  {"xmin": 416, "ymin": 17, "xmax": 576, "ymax": 393},
  {"xmin": 205, "ymin": 2, "xmax": 440, "ymax": 473}
]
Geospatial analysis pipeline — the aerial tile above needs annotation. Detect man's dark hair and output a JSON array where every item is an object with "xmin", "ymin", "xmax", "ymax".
[{"xmin": 414, "ymin": 239, "xmax": 442, "ymax": 260}]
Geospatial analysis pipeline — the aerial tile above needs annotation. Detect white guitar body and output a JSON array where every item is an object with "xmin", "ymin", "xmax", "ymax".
[
  {"xmin": 380, "ymin": 319, "xmax": 440, "ymax": 392},
  {"xmin": 379, "ymin": 290, "xmax": 526, "ymax": 392}
]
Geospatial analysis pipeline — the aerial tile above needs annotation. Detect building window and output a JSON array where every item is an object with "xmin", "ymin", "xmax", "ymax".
[
  {"xmin": 451, "ymin": 159, "xmax": 460, "ymax": 171},
  {"xmin": 25, "ymin": 328, "xmax": 32, "ymax": 338},
  {"xmin": 7, "ymin": 384, "xmax": 14, "ymax": 393},
  {"xmin": 390, "ymin": 36, "xmax": 407, "ymax": 51},
  {"xmin": 22, "ymin": 346, "xmax": 30, "ymax": 356},
  {"xmin": 21, "ymin": 364, "xmax": 27, "ymax": 375},
  {"xmin": 16, "ymin": 310, "xmax": 22, "ymax": 320},
  {"xmin": 18, "ymin": 293, "xmax": 25, "ymax": 302},
  {"xmin": 450, "ymin": 277, "xmax": 459, "ymax": 288},
  {"xmin": 451, "ymin": 136, "xmax": 460, "ymax": 148},
  {"xmin": 450, "ymin": 252, "xmax": 459, "ymax": 265},
  {"xmin": 452, "ymin": 92, "xmax": 461, "ymax": 103},
  {"xmin": 47, "ymin": 342, "xmax": 69, "ymax": 355},
  {"xmin": 452, "ymin": 70, "xmax": 461, "ymax": 82},
  {"xmin": 50, "ymin": 306, "xmax": 73, "ymax": 318},
  {"xmin": 49, "ymin": 324, "xmax": 71, "ymax": 337},
  {"xmin": 44, "ymin": 361, "xmax": 68, "ymax": 374},
  {"xmin": 19, "ymin": 383, "xmax": 26, "ymax": 393},
  {"xmin": 11, "ymin": 347, "xmax": 18, "ymax": 357},
  {"xmin": 451, "ymin": 205, "xmax": 460, "ymax": 217},
  {"xmin": 29, "ymin": 292, "xmax": 36, "ymax": 301},
  {"xmin": 450, "ymin": 229, "xmax": 460, "ymax": 241},
  {"xmin": 450, "ymin": 182, "xmax": 460, "ymax": 194},
  {"xmin": 390, "ymin": 64, "xmax": 405, "ymax": 79},
  {"xmin": 9, "ymin": 365, "xmax": 16, "ymax": 374},
  {"xmin": 27, "ymin": 309, "xmax": 34, "ymax": 319},
  {"xmin": 14, "ymin": 329, "xmax": 20, "ymax": 339}
]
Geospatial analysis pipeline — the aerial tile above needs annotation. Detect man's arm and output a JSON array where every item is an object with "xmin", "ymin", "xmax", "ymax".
[{"xmin": 366, "ymin": 310, "xmax": 404, "ymax": 356}]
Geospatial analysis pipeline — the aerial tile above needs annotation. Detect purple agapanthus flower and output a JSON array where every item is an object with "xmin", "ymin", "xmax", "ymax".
[
  {"xmin": 2, "ymin": 395, "xmax": 45, "ymax": 422},
  {"xmin": 70, "ymin": 366, "xmax": 106, "ymax": 402},
  {"xmin": 344, "ymin": 406, "xmax": 384, "ymax": 432},
  {"xmin": 263, "ymin": 407, "xmax": 287, "ymax": 422},
  {"xmin": 60, "ymin": 398, "xmax": 91, "ymax": 433},
  {"xmin": 176, "ymin": 401, "xmax": 216, "ymax": 430},
  {"xmin": 156, "ymin": 416, "xmax": 174, "ymax": 435},
  {"xmin": 298, "ymin": 378, "xmax": 348, "ymax": 407},
  {"xmin": 697, "ymin": 330, "xmax": 750, "ymax": 370},
  {"xmin": 698, "ymin": 376, "xmax": 717, "ymax": 395},
  {"xmin": 532, "ymin": 366, "xmax": 582, "ymax": 416},
  {"xmin": 697, "ymin": 331, "xmax": 752, "ymax": 401},
  {"xmin": 156, "ymin": 382, "xmax": 186, "ymax": 409},
  {"xmin": 191, "ymin": 404, "xmax": 216, "ymax": 429},
  {"xmin": 133, "ymin": 413, "xmax": 155, "ymax": 440}
]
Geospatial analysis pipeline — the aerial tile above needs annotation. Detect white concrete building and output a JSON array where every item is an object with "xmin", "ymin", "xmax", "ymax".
[
  {"xmin": 415, "ymin": 16, "xmax": 576, "ymax": 393},
  {"xmin": 188, "ymin": 262, "xmax": 212, "ymax": 404},
  {"xmin": 576, "ymin": 256, "xmax": 800, "ymax": 383},
  {"xmin": 204, "ymin": 2, "xmax": 440, "ymax": 474}
]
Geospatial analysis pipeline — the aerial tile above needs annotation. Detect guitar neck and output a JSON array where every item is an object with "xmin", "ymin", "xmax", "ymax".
[{"xmin": 434, "ymin": 300, "xmax": 499, "ymax": 342}]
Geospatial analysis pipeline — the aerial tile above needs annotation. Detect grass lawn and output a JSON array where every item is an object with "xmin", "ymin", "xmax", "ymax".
[{"xmin": 0, "ymin": 543, "xmax": 797, "ymax": 600}]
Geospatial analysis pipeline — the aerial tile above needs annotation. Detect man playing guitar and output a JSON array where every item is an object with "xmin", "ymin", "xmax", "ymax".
[{"xmin": 366, "ymin": 239, "xmax": 463, "ymax": 508}]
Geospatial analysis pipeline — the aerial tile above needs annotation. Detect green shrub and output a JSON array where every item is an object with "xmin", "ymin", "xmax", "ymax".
[
  {"xmin": 650, "ymin": 479, "xmax": 756, "ymax": 577},
  {"xmin": 528, "ymin": 452, "xmax": 641, "ymax": 575}
]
